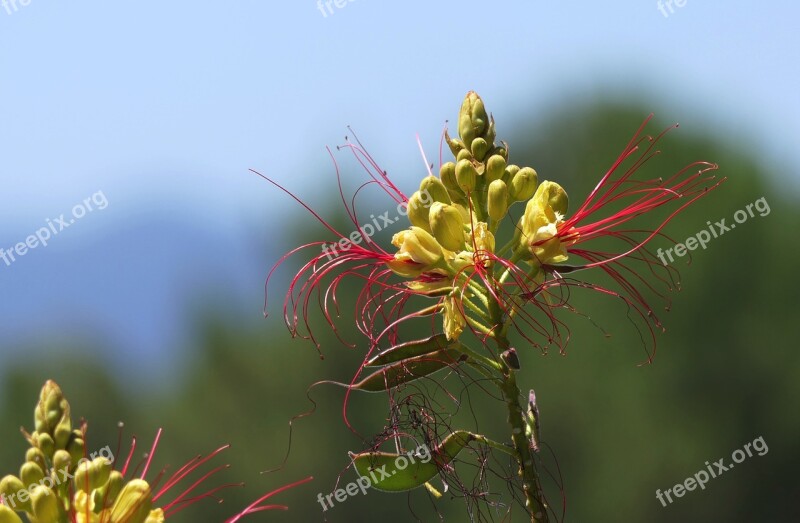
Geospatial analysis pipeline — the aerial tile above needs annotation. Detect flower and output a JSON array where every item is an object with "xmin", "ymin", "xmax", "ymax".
[{"xmin": 0, "ymin": 381, "xmax": 311, "ymax": 523}]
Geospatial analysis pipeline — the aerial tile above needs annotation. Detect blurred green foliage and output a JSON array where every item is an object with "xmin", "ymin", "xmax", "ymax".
[{"xmin": 2, "ymin": 100, "xmax": 797, "ymax": 522}]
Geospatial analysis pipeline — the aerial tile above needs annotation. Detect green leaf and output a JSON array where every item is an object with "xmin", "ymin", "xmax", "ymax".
[
  {"xmin": 349, "ymin": 431, "xmax": 476, "ymax": 492},
  {"xmin": 366, "ymin": 334, "xmax": 463, "ymax": 366}
]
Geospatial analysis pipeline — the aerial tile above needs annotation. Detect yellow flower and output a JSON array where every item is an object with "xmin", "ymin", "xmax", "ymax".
[
  {"xmin": 519, "ymin": 181, "xmax": 570, "ymax": 265},
  {"xmin": 443, "ymin": 296, "xmax": 466, "ymax": 341}
]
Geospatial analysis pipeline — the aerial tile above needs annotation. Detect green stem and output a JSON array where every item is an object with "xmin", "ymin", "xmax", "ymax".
[{"xmin": 494, "ymin": 329, "xmax": 549, "ymax": 522}]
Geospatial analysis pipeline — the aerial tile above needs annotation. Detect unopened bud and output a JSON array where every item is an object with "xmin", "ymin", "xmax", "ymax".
[
  {"xmin": 67, "ymin": 435, "xmax": 85, "ymax": 466},
  {"xmin": 486, "ymin": 154, "xmax": 507, "ymax": 183},
  {"xmin": 75, "ymin": 457, "xmax": 112, "ymax": 493},
  {"xmin": 25, "ymin": 448, "xmax": 47, "ymax": 473},
  {"xmin": 419, "ymin": 176, "xmax": 451, "ymax": 205},
  {"xmin": 52, "ymin": 450, "xmax": 72, "ymax": 476},
  {"xmin": 470, "ymin": 137, "xmax": 489, "ymax": 161},
  {"xmin": 1, "ymin": 476, "xmax": 30, "ymax": 513},
  {"xmin": 407, "ymin": 192, "xmax": 432, "ymax": 232},
  {"xmin": 444, "ymin": 130, "xmax": 466, "ymax": 158},
  {"xmin": 455, "ymin": 159, "xmax": 478, "ymax": 192},
  {"xmin": 109, "ymin": 479, "xmax": 153, "ymax": 523},
  {"xmin": 458, "ymin": 91, "xmax": 488, "ymax": 148},
  {"xmin": 31, "ymin": 486, "xmax": 60, "ymax": 522},
  {"xmin": 488, "ymin": 180, "xmax": 509, "ymax": 221},
  {"xmin": 509, "ymin": 167, "xmax": 539, "ymax": 202},
  {"xmin": 429, "ymin": 203, "xmax": 466, "ymax": 252},
  {"xmin": 0, "ymin": 505, "xmax": 23, "ymax": 523},
  {"xmin": 389, "ymin": 227, "xmax": 444, "ymax": 276},
  {"xmin": 35, "ymin": 380, "xmax": 69, "ymax": 436},
  {"xmin": 503, "ymin": 164, "xmax": 520, "ymax": 184},
  {"xmin": 20, "ymin": 461, "xmax": 45, "ymax": 487},
  {"xmin": 35, "ymin": 433, "xmax": 55, "ymax": 460},
  {"xmin": 456, "ymin": 148, "xmax": 472, "ymax": 162}
]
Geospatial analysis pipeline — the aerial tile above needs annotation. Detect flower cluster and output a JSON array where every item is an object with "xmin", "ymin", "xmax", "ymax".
[
  {"xmin": 267, "ymin": 92, "xmax": 721, "ymax": 360},
  {"xmin": 0, "ymin": 381, "xmax": 311, "ymax": 523}
]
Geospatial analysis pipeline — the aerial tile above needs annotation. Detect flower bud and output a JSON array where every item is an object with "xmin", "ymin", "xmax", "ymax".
[
  {"xmin": 470, "ymin": 137, "xmax": 490, "ymax": 161},
  {"xmin": 429, "ymin": 203, "xmax": 466, "ymax": 252},
  {"xmin": 98, "ymin": 470, "xmax": 124, "ymax": 505},
  {"xmin": 389, "ymin": 227, "xmax": 443, "ymax": 277},
  {"xmin": 503, "ymin": 164, "xmax": 520, "ymax": 184},
  {"xmin": 458, "ymin": 92, "xmax": 488, "ymax": 148},
  {"xmin": 52, "ymin": 450, "xmax": 71, "ymax": 476},
  {"xmin": 0, "ymin": 505, "xmax": 23, "ymax": 523},
  {"xmin": 439, "ymin": 161, "xmax": 462, "ymax": 199},
  {"xmin": 509, "ymin": 167, "xmax": 539, "ymax": 202},
  {"xmin": 456, "ymin": 148, "xmax": 472, "ymax": 162},
  {"xmin": 1, "ymin": 476, "xmax": 31, "ymax": 513},
  {"xmin": 406, "ymin": 192, "xmax": 432, "ymax": 232},
  {"xmin": 75, "ymin": 457, "xmax": 112, "ymax": 493},
  {"xmin": 442, "ymin": 296, "xmax": 465, "ymax": 341},
  {"xmin": 444, "ymin": 130, "xmax": 466, "ymax": 158},
  {"xmin": 419, "ymin": 176, "xmax": 451, "ymax": 205},
  {"xmin": 490, "ymin": 142, "xmax": 508, "ymax": 161},
  {"xmin": 488, "ymin": 180, "xmax": 509, "ymax": 221},
  {"xmin": 109, "ymin": 479, "xmax": 153, "ymax": 523},
  {"xmin": 455, "ymin": 159, "xmax": 477, "ymax": 192},
  {"xmin": 25, "ymin": 448, "xmax": 48, "ymax": 473},
  {"xmin": 31, "ymin": 486, "xmax": 60, "ymax": 522},
  {"xmin": 67, "ymin": 435, "xmax": 85, "ymax": 466},
  {"xmin": 20, "ymin": 461, "xmax": 45, "ymax": 487},
  {"xmin": 486, "ymin": 154, "xmax": 506, "ymax": 183},
  {"xmin": 35, "ymin": 433, "xmax": 55, "ymax": 460},
  {"xmin": 35, "ymin": 381, "xmax": 69, "ymax": 436}
]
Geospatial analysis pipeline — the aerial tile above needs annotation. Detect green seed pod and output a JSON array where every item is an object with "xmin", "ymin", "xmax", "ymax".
[
  {"xmin": 30, "ymin": 486, "xmax": 60, "ymax": 522},
  {"xmin": 0, "ymin": 504, "xmax": 25, "ymax": 523},
  {"xmin": 486, "ymin": 154, "xmax": 507, "ymax": 183},
  {"xmin": 509, "ymin": 167, "xmax": 539, "ymax": 202},
  {"xmin": 444, "ymin": 130, "xmax": 466, "ymax": 158},
  {"xmin": 455, "ymin": 159, "xmax": 477, "ymax": 193},
  {"xmin": 470, "ymin": 137, "xmax": 489, "ymax": 161},
  {"xmin": 419, "ymin": 175, "xmax": 451, "ymax": 205},
  {"xmin": 429, "ymin": 203, "xmax": 466, "ymax": 252},
  {"xmin": 407, "ymin": 191, "xmax": 432, "ymax": 232},
  {"xmin": 109, "ymin": 479, "xmax": 153, "ymax": 523},
  {"xmin": 488, "ymin": 180, "xmax": 509, "ymax": 221},
  {"xmin": 20, "ymin": 461, "xmax": 45, "ymax": 487}
]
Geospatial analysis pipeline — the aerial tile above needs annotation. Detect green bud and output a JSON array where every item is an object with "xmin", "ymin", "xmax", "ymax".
[
  {"xmin": 75, "ymin": 456, "xmax": 112, "ymax": 493},
  {"xmin": 455, "ymin": 159, "xmax": 478, "ymax": 192},
  {"xmin": 0, "ymin": 505, "xmax": 23, "ymax": 523},
  {"xmin": 458, "ymin": 91, "xmax": 489, "ymax": 148},
  {"xmin": 54, "ymin": 423, "xmax": 71, "ymax": 450},
  {"xmin": 470, "ymin": 137, "xmax": 489, "ymax": 161},
  {"xmin": 31, "ymin": 486, "xmax": 60, "ymax": 522},
  {"xmin": 486, "ymin": 154, "xmax": 507, "ymax": 183},
  {"xmin": 35, "ymin": 433, "xmax": 55, "ymax": 460},
  {"xmin": 52, "ymin": 450, "xmax": 71, "ymax": 475},
  {"xmin": 429, "ymin": 203, "xmax": 466, "ymax": 252},
  {"xmin": 491, "ymin": 143, "xmax": 508, "ymax": 161},
  {"xmin": 407, "ymin": 192, "xmax": 432, "ymax": 232},
  {"xmin": 25, "ymin": 448, "xmax": 47, "ymax": 473},
  {"xmin": 488, "ymin": 180, "xmax": 509, "ymax": 221},
  {"xmin": 67, "ymin": 435, "xmax": 85, "ymax": 466},
  {"xmin": 419, "ymin": 176, "xmax": 451, "ymax": 205},
  {"xmin": 509, "ymin": 167, "xmax": 539, "ymax": 202},
  {"xmin": 1, "ymin": 476, "xmax": 30, "ymax": 513},
  {"xmin": 444, "ymin": 130, "xmax": 466, "ymax": 158},
  {"xmin": 456, "ymin": 148, "xmax": 472, "ymax": 162},
  {"xmin": 109, "ymin": 479, "xmax": 153, "ymax": 523},
  {"xmin": 20, "ymin": 461, "xmax": 44, "ymax": 487},
  {"xmin": 503, "ymin": 164, "xmax": 520, "ymax": 184},
  {"xmin": 35, "ymin": 381, "xmax": 69, "ymax": 436},
  {"xmin": 439, "ymin": 162, "xmax": 463, "ymax": 200},
  {"xmin": 97, "ymin": 470, "xmax": 124, "ymax": 506}
]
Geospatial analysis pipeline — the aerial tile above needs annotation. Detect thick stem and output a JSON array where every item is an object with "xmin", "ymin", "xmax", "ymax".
[{"xmin": 495, "ymin": 334, "xmax": 549, "ymax": 522}]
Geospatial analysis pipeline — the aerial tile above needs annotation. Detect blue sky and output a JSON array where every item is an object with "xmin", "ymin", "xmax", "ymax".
[{"xmin": 0, "ymin": 1, "xmax": 797, "ymax": 379}]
